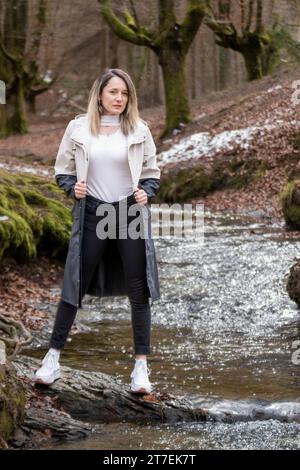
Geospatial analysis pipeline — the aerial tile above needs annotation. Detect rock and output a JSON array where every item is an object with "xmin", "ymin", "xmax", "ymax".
[
  {"xmin": 280, "ymin": 180, "xmax": 300, "ymax": 229},
  {"xmin": 286, "ymin": 258, "xmax": 300, "ymax": 307},
  {"xmin": 14, "ymin": 356, "xmax": 208, "ymax": 425}
]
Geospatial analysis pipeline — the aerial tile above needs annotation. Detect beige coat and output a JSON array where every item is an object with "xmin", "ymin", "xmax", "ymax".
[
  {"xmin": 54, "ymin": 114, "xmax": 161, "ymax": 308},
  {"xmin": 54, "ymin": 114, "xmax": 161, "ymax": 189}
]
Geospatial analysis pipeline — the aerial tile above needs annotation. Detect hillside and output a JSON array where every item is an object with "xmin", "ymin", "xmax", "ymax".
[{"xmin": 156, "ymin": 65, "xmax": 300, "ymax": 221}]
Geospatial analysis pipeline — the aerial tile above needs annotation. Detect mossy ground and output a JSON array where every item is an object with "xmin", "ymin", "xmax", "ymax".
[
  {"xmin": 0, "ymin": 169, "xmax": 73, "ymax": 262},
  {"xmin": 158, "ymin": 157, "xmax": 270, "ymax": 203}
]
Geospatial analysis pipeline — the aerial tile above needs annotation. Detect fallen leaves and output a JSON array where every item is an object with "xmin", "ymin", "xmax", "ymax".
[{"xmin": 0, "ymin": 257, "xmax": 63, "ymax": 331}]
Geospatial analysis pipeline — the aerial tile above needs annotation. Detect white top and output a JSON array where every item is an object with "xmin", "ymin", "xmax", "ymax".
[{"xmin": 86, "ymin": 125, "xmax": 133, "ymax": 203}]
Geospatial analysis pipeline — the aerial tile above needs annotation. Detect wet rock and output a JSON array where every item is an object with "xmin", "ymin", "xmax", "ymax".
[
  {"xmin": 191, "ymin": 398, "xmax": 300, "ymax": 424},
  {"xmin": 286, "ymin": 258, "xmax": 300, "ymax": 307}
]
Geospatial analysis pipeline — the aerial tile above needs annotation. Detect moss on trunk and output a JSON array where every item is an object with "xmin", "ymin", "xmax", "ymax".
[
  {"xmin": 0, "ymin": 364, "xmax": 26, "ymax": 447},
  {"xmin": 159, "ymin": 55, "xmax": 191, "ymax": 137},
  {"xmin": 7, "ymin": 77, "xmax": 28, "ymax": 135},
  {"xmin": 243, "ymin": 50, "xmax": 264, "ymax": 81}
]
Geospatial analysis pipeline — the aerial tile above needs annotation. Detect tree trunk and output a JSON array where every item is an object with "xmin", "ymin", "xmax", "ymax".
[
  {"xmin": 261, "ymin": 44, "xmax": 280, "ymax": 77},
  {"xmin": 0, "ymin": 94, "xmax": 25, "ymax": 137},
  {"xmin": 26, "ymin": 93, "xmax": 36, "ymax": 114},
  {"xmin": 8, "ymin": 77, "xmax": 28, "ymax": 134},
  {"xmin": 14, "ymin": 356, "xmax": 207, "ymax": 426},
  {"xmin": 0, "ymin": 73, "xmax": 29, "ymax": 136},
  {"xmin": 0, "ymin": 106, "xmax": 7, "ymax": 137},
  {"xmin": 242, "ymin": 50, "xmax": 263, "ymax": 81},
  {"xmin": 158, "ymin": 51, "xmax": 191, "ymax": 137}
]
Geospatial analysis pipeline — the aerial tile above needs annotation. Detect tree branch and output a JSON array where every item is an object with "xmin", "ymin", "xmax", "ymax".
[
  {"xmin": 204, "ymin": 13, "xmax": 242, "ymax": 52},
  {"xmin": 246, "ymin": 0, "xmax": 254, "ymax": 31},
  {"xmin": 158, "ymin": 0, "xmax": 176, "ymax": 31},
  {"xmin": 218, "ymin": 0, "xmax": 231, "ymax": 19},
  {"xmin": 31, "ymin": 0, "xmax": 47, "ymax": 58},
  {"xmin": 0, "ymin": 33, "xmax": 19, "ymax": 65},
  {"xmin": 128, "ymin": 0, "xmax": 140, "ymax": 29},
  {"xmin": 98, "ymin": 0, "xmax": 155, "ymax": 48},
  {"xmin": 256, "ymin": 0, "xmax": 263, "ymax": 33},
  {"xmin": 240, "ymin": 0, "xmax": 245, "ymax": 29},
  {"xmin": 181, "ymin": 0, "xmax": 208, "ymax": 52}
]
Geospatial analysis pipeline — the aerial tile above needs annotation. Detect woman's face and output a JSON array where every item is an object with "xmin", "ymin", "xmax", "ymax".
[{"xmin": 100, "ymin": 76, "xmax": 129, "ymax": 116}]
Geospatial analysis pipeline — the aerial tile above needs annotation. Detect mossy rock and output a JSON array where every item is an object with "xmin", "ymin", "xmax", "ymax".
[
  {"xmin": 0, "ymin": 169, "xmax": 73, "ymax": 262},
  {"xmin": 0, "ymin": 364, "xmax": 26, "ymax": 447},
  {"xmin": 158, "ymin": 166, "xmax": 213, "ymax": 202},
  {"xmin": 286, "ymin": 258, "xmax": 300, "ymax": 307},
  {"xmin": 158, "ymin": 157, "xmax": 269, "ymax": 203},
  {"xmin": 279, "ymin": 180, "xmax": 300, "ymax": 229},
  {"xmin": 289, "ymin": 131, "xmax": 300, "ymax": 151}
]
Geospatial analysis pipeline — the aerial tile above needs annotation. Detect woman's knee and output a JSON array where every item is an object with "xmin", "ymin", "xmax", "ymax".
[{"xmin": 129, "ymin": 294, "xmax": 150, "ymax": 308}]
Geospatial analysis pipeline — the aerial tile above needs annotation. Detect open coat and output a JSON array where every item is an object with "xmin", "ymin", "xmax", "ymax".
[{"xmin": 54, "ymin": 114, "xmax": 161, "ymax": 308}]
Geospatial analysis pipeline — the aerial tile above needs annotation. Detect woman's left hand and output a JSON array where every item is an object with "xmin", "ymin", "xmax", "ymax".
[{"xmin": 134, "ymin": 188, "xmax": 148, "ymax": 205}]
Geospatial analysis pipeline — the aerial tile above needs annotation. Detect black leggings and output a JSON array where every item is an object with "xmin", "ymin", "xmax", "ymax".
[{"xmin": 50, "ymin": 193, "xmax": 151, "ymax": 355}]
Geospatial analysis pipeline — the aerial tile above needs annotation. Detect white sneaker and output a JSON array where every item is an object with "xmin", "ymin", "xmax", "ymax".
[
  {"xmin": 130, "ymin": 359, "xmax": 152, "ymax": 394},
  {"xmin": 34, "ymin": 350, "xmax": 61, "ymax": 385}
]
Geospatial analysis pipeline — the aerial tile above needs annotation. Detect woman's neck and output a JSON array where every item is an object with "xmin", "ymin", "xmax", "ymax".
[{"xmin": 100, "ymin": 114, "xmax": 120, "ymax": 126}]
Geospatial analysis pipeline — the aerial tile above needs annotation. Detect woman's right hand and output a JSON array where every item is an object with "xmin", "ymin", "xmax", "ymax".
[{"xmin": 74, "ymin": 180, "xmax": 87, "ymax": 199}]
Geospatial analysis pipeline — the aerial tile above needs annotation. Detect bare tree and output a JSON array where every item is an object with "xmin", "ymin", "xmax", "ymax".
[
  {"xmin": 205, "ymin": 0, "xmax": 300, "ymax": 81},
  {"xmin": 98, "ymin": 0, "xmax": 208, "ymax": 137},
  {"xmin": 0, "ymin": 0, "xmax": 55, "ymax": 136}
]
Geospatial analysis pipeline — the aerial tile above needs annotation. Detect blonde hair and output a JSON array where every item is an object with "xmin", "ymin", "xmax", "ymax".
[{"xmin": 87, "ymin": 68, "xmax": 140, "ymax": 136}]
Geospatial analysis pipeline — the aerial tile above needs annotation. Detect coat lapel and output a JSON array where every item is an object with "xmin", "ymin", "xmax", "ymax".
[
  {"xmin": 70, "ymin": 116, "xmax": 90, "ymax": 150},
  {"xmin": 127, "ymin": 126, "xmax": 147, "ymax": 146}
]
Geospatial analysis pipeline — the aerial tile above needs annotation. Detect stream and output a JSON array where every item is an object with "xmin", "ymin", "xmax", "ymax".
[{"xmin": 24, "ymin": 208, "xmax": 300, "ymax": 450}]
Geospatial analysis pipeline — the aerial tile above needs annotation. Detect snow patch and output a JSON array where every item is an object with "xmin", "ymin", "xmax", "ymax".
[
  {"xmin": 157, "ymin": 116, "xmax": 296, "ymax": 166},
  {"xmin": 158, "ymin": 127, "xmax": 260, "ymax": 166},
  {"xmin": 267, "ymin": 85, "xmax": 282, "ymax": 93},
  {"xmin": 0, "ymin": 162, "xmax": 50, "ymax": 176}
]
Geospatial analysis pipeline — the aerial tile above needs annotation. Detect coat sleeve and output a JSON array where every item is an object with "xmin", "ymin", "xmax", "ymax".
[
  {"xmin": 138, "ymin": 125, "xmax": 161, "ymax": 199},
  {"xmin": 54, "ymin": 120, "xmax": 78, "ymax": 199}
]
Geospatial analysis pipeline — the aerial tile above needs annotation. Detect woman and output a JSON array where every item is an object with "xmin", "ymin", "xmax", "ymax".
[{"xmin": 34, "ymin": 68, "xmax": 161, "ymax": 394}]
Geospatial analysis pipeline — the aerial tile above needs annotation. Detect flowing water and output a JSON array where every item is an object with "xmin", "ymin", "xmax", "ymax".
[{"xmin": 24, "ymin": 208, "xmax": 300, "ymax": 450}]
